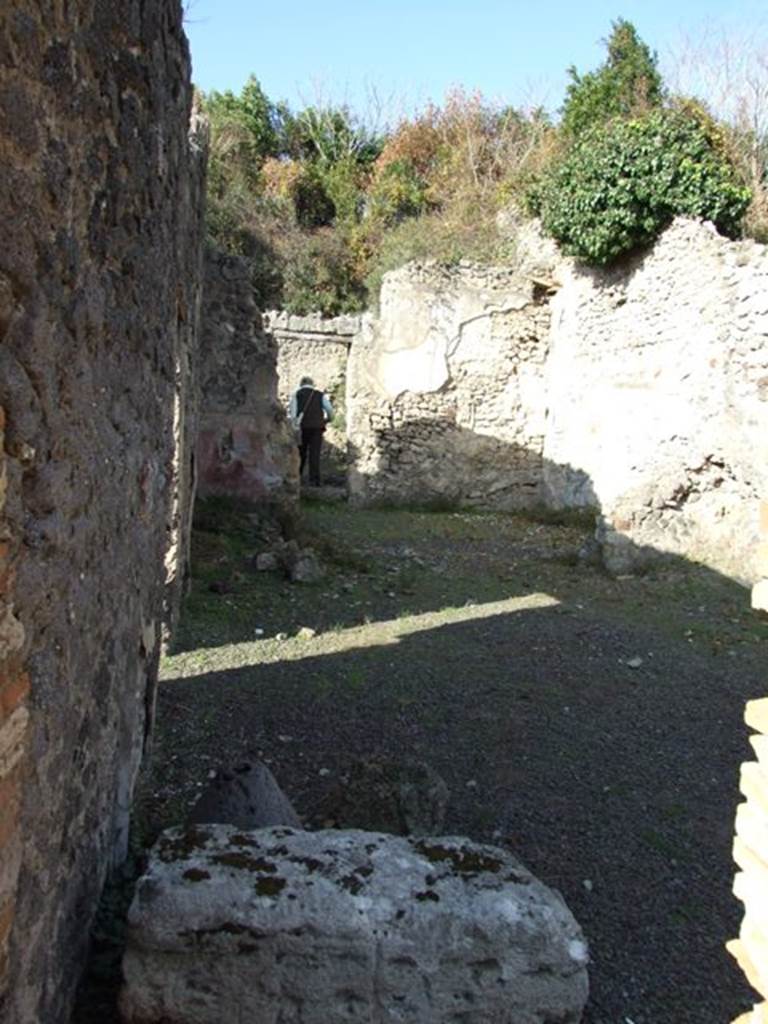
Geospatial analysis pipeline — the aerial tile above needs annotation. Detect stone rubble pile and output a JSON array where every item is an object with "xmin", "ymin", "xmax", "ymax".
[{"xmin": 254, "ymin": 538, "xmax": 325, "ymax": 583}]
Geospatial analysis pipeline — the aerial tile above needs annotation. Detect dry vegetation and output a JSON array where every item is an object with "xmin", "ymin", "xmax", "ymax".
[{"xmin": 202, "ymin": 19, "xmax": 767, "ymax": 308}]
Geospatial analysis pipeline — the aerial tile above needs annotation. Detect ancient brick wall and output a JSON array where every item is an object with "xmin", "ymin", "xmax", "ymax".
[
  {"xmin": 730, "ymin": 502, "xmax": 768, "ymax": 1023},
  {"xmin": 0, "ymin": 3, "xmax": 205, "ymax": 1021},
  {"xmin": 265, "ymin": 310, "xmax": 359, "ymax": 486},
  {"xmin": 198, "ymin": 254, "xmax": 298, "ymax": 509}
]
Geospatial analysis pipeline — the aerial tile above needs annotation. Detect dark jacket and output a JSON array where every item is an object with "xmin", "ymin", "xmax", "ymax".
[{"xmin": 296, "ymin": 387, "xmax": 326, "ymax": 429}]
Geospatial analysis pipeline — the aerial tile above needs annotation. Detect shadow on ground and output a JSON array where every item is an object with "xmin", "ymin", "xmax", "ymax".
[
  {"xmin": 75, "ymin": 465, "xmax": 767, "ymax": 1024},
  {"xmin": 147, "ymin": 581, "xmax": 762, "ymax": 1024}
]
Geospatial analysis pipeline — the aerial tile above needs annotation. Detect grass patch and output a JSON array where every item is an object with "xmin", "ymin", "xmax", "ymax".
[{"xmin": 516, "ymin": 504, "xmax": 599, "ymax": 530}]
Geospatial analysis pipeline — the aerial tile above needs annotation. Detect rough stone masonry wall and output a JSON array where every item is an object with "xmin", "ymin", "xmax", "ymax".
[
  {"xmin": 198, "ymin": 255, "xmax": 297, "ymax": 510},
  {"xmin": 266, "ymin": 310, "xmax": 360, "ymax": 485},
  {"xmin": 544, "ymin": 218, "xmax": 768, "ymax": 582},
  {"xmin": 347, "ymin": 219, "xmax": 767, "ymax": 581},
  {"xmin": 0, "ymin": 4, "xmax": 205, "ymax": 1022},
  {"xmin": 347, "ymin": 264, "xmax": 551, "ymax": 509},
  {"xmin": 164, "ymin": 101, "xmax": 207, "ymax": 642},
  {"xmin": 729, "ymin": 503, "xmax": 768, "ymax": 1024}
]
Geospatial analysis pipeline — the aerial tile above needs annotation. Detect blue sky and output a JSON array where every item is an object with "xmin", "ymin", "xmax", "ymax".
[{"xmin": 184, "ymin": 1, "xmax": 765, "ymax": 120}]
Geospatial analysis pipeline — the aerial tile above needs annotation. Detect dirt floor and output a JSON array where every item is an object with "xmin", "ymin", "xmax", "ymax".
[{"xmin": 75, "ymin": 495, "xmax": 768, "ymax": 1023}]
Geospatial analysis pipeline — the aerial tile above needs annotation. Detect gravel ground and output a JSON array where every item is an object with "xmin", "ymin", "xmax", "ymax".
[{"xmin": 74, "ymin": 497, "xmax": 767, "ymax": 1023}]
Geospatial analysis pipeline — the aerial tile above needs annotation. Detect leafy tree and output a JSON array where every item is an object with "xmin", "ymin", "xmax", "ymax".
[
  {"xmin": 293, "ymin": 168, "xmax": 336, "ymax": 229},
  {"xmin": 293, "ymin": 104, "xmax": 382, "ymax": 166},
  {"xmin": 316, "ymin": 156, "xmax": 368, "ymax": 226},
  {"xmin": 536, "ymin": 107, "xmax": 751, "ymax": 265},
  {"xmin": 367, "ymin": 158, "xmax": 431, "ymax": 223},
  {"xmin": 238, "ymin": 76, "xmax": 281, "ymax": 157},
  {"xmin": 204, "ymin": 75, "xmax": 280, "ymax": 191},
  {"xmin": 281, "ymin": 228, "xmax": 366, "ymax": 315},
  {"xmin": 663, "ymin": 27, "xmax": 768, "ymax": 240},
  {"xmin": 561, "ymin": 19, "xmax": 664, "ymax": 136}
]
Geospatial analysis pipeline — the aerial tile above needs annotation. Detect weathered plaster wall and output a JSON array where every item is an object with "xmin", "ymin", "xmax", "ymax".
[
  {"xmin": 347, "ymin": 264, "xmax": 552, "ymax": 509},
  {"xmin": 198, "ymin": 255, "xmax": 298, "ymax": 509},
  {"xmin": 0, "ymin": 4, "xmax": 205, "ymax": 1022},
  {"xmin": 346, "ymin": 220, "xmax": 767, "ymax": 581},
  {"xmin": 266, "ymin": 310, "xmax": 359, "ymax": 485},
  {"xmin": 545, "ymin": 219, "xmax": 768, "ymax": 581}
]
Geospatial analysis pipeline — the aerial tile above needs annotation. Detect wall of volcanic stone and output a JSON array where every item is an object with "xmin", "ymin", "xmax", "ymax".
[
  {"xmin": 197, "ymin": 254, "xmax": 298, "ymax": 510},
  {"xmin": 0, "ymin": 3, "xmax": 205, "ymax": 1021}
]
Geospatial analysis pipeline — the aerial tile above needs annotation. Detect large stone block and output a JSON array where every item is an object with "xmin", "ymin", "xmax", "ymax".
[{"xmin": 120, "ymin": 826, "xmax": 588, "ymax": 1024}]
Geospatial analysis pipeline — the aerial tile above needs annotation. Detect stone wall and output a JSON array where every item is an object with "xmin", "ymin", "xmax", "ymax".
[
  {"xmin": 266, "ymin": 310, "xmax": 360, "ymax": 485},
  {"xmin": 198, "ymin": 255, "xmax": 297, "ymax": 509},
  {"xmin": 346, "ymin": 220, "xmax": 768, "ymax": 581},
  {"xmin": 729, "ymin": 503, "xmax": 768, "ymax": 1023},
  {"xmin": 731, "ymin": 702, "xmax": 768, "ymax": 1023},
  {"xmin": 164, "ymin": 102, "xmax": 207, "ymax": 642},
  {"xmin": 0, "ymin": 4, "xmax": 205, "ymax": 1022},
  {"xmin": 347, "ymin": 264, "xmax": 551, "ymax": 509},
  {"xmin": 545, "ymin": 218, "xmax": 768, "ymax": 583}
]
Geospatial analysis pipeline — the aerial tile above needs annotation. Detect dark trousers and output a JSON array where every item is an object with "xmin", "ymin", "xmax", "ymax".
[{"xmin": 299, "ymin": 427, "xmax": 324, "ymax": 485}]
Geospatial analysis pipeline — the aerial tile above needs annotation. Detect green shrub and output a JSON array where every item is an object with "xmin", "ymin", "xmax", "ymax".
[
  {"xmin": 205, "ymin": 184, "xmax": 286, "ymax": 307},
  {"xmin": 316, "ymin": 156, "xmax": 367, "ymax": 227},
  {"xmin": 365, "ymin": 190, "xmax": 513, "ymax": 303},
  {"xmin": 281, "ymin": 228, "xmax": 366, "ymax": 316},
  {"xmin": 536, "ymin": 108, "xmax": 751, "ymax": 265},
  {"xmin": 367, "ymin": 158, "xmax": 430, "ymax": 223},
  {"xmin": 293, "ymin": 169, "xmax": 336, "ymax": 229}
]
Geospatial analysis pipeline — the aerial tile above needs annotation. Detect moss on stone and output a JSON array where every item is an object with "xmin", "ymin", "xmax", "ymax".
[
  {"xmin": 254, "ymin": 877, "xmax": 287, "ymax": 897},
  {"xmin": 414, "ymin": 841, "xmax": 503, "ymax": 877},
  {"xmin": 182, "ymin": 868, "xmax": 211, "ymax": 883},
  {"xmin": 158, "ymin": 828, "xmax": 213, "ymax": 863},
  {"xmin": 229, "ymin": 833, "xmax": 260, "ymax": 848},
  {"xmin": 211, "ymin": 852, "xmax": 277, "ymax": 873}
]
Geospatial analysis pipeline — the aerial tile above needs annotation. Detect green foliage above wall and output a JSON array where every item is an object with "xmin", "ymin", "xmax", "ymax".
[
  {"xmin": 199, "ymin": 19, "xmax": 763, "ymax": 306},
  {"xmin": 535, "ymin": 108, "xmax": 752, "ymax": 265}
]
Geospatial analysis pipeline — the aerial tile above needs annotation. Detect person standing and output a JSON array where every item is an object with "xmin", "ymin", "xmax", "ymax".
[{"xmin": 289, "ymin": 376, "xmax": 334, "ymax": 487}]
